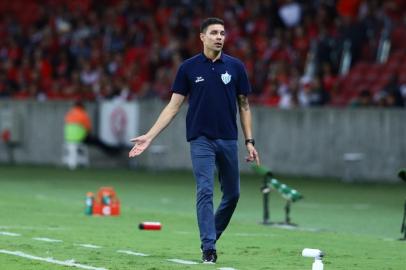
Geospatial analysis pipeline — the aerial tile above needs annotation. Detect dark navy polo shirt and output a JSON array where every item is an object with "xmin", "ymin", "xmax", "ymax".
[{"xmin": 172, "ymin": 52, "xmax": 251, "ymax": 141}]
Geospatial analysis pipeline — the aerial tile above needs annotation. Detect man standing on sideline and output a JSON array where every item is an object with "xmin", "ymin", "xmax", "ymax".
[
  {"xmin": 64, "ymin": 101, "xmax": 92, "ymax": 145},
  {"xmin": 129, "ymin": 17, "xmax": 259, "ymax": 264},
  {"xmin": 64, "ymin": 101, "xmax": 122, "ymax": 156}
]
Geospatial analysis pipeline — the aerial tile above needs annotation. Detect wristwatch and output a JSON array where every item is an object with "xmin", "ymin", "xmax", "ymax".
[{"xmin": 245, "ymin": 139, "xmax": 255, "ymax": 146}]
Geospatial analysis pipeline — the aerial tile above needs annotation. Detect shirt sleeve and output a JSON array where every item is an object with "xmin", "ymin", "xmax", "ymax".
[
  {"xmin": 237, "ymin": 61, "xmax": 251, "ymax": 96},
  {"xmin": 171, "ymin": 64, "xmax": 189, "ymax": 96}
]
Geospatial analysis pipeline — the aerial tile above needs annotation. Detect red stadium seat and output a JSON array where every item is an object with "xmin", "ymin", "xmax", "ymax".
[
  {"xmin": 399, "ymin": 69, "xmax": 406, "ymax": 84},
  {"xmin": 391, "ymin": 26, "xmax": 406, "ymax": 51}
]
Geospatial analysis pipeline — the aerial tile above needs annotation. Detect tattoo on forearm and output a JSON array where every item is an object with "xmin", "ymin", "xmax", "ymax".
[{"xmin": 238, "ymin": 95, "xmax": 250, "ymax": 111}]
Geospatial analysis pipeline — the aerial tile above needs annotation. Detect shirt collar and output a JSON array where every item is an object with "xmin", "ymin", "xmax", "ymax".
[{"xmin": 200, "ymin": 52, "xmax": 225, "ymax": 63}]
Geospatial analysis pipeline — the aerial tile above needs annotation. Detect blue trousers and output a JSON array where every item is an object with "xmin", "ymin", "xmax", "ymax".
[{"xmin": 190, "ymin": 136, "xmax": 240, "ymax": 251}]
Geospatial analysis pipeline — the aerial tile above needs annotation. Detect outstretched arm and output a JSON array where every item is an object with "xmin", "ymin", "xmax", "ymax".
[
  {"xmin": 129, "ymin": 93, "xmax": 186, "ymax": 157},
  {"xmin": 238, "ymin": 94, "xmax": 260, "ymax": 165}
]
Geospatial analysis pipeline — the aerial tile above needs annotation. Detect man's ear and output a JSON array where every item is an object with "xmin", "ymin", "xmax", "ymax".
[{"xmin": 200, "ymin": 33, "xmax": 205, "ymax": 42}]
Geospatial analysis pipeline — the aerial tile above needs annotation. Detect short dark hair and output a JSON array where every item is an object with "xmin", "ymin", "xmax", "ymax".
[{"xmin": 200, "ymin": 17, "xmax": 224, "ymax": 33}]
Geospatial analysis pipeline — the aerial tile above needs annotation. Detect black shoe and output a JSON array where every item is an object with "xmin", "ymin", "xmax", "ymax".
[{"xmin": 202, "ymin": 249, "xmax": 217, "ymax": 264}]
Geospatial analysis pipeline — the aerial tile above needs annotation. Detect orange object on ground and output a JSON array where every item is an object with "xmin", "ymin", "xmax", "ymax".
[
  {"xmin": 88, "ymin": 186, "xmax": 120, "ymax": 216},
  {"xmin": 92, "ymin": 201, "xmax": 102, "ymax": 215}
]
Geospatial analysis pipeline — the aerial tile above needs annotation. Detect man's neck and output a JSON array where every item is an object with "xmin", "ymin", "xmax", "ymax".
[{"xmin": 203, "ymin": 49, "xmax": 221, "ymax": 62}]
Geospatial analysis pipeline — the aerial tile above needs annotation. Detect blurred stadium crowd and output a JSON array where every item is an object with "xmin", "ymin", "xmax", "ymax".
[{"xmin": 0, "ymin": 0, "xmax": 405, "ymax": 108}]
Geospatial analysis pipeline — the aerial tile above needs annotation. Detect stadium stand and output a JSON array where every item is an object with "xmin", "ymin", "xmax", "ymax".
[{"xmin": 0, "ymin": 0, "xmax": 404, "ymax": 108}]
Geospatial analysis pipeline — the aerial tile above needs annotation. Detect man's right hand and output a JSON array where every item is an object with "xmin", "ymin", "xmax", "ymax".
[{"xmin": 129, "ymin": 135, "xmax": 152, "ymax": 157}]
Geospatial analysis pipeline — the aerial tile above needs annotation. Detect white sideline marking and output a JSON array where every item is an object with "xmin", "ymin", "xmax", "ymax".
[
  {"xmin": 268, "ymin": 224, "xmax": 321, "ymax": 232},
  {"xmin": 218, "ymin": 268, "xmax": 237, "ymax": 270},
  {"xmin": 117, "ymin": 250, "xmax": 149, "ymax": 257},
  {"xmin": 160, "ymin": 197, "xmax": 171, "ymax": 204},
  {"xmin": 0, "ymin": 231, "xmax": 21, "ymax": 236},
  {"xmin": 352, "ymin": 203, "xmax": 370, "ymax": 210},
  {"xmin": 167, "ymin": 259, "xmax": 199, "ymax": 265},
  {"xmin": 234, "ymin": 233, "xmax": 275, "ymax": 237},
  {"xmin": 76, "ymin": 244, "xmax": 102, "ymax": 249},
  {"xmin": 0, "ymin": 249, "xmax": 107, "ymax": 270},
  {"xmin": 382, "ymin": 238, "xmax": 395, "ymax": 241},
  {"xmin": 33, "ymin": 237, "xmax": 63, "ymax": 243},
  {"xmin": 0, "ymin": 225, "xmax": 65, "ymax": 231}
]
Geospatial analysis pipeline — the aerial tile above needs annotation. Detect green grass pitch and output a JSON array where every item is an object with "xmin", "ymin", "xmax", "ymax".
[{"xmin": 0, "ymin": 165, "xmax": 405, "ymax": 269}]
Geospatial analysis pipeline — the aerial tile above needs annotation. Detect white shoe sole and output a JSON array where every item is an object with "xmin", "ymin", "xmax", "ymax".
[{"xmin": 202, "ymin": 261, "xmax": 216, "ymax": 264}]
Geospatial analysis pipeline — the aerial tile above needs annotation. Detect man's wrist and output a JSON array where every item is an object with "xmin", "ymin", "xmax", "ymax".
[{"xmin": 245, "ymin": 139, "xmax": 255, "ymax": 146}]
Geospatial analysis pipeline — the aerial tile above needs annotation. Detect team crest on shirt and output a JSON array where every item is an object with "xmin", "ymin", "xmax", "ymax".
[{"xmin": 221, "ymin": 71, "xmax": 231, "ymax": 85}]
